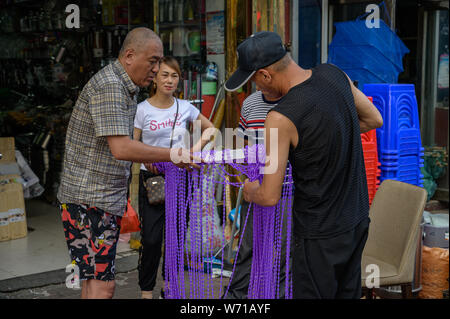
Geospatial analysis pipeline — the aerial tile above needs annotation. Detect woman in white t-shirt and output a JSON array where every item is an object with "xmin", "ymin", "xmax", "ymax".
[{"xmin": 133, "ymin": 56, "xmax": 214, "ymax": 299}]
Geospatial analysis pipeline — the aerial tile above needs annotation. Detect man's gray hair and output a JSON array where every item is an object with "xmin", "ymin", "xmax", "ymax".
[{"xmin": 119, "ymin": 27, "xmax": 161, "ymax": 57}]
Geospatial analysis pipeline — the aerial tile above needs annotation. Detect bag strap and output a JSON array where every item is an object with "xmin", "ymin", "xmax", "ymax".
[{"xmin": 169, "ymin": 98, "xmax": 179, "ymax": 148}]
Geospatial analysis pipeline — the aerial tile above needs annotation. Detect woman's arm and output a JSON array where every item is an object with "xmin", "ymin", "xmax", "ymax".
[
  {"xmin": 133, "ymin": 127, "xmax": 142, "ymax": 141},
  {"xmin": 191, "ymin": 113, "xmax": 216, "ymax": 152}
]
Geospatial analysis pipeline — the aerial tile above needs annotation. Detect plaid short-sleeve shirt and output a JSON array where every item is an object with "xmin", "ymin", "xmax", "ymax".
[{"xmin": 57, "ymin": 60, "xmax": 139, "ymax": 217}]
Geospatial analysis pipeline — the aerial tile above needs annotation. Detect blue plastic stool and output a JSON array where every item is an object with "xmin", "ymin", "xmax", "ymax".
[{"xmin": 363, "ymin": 84, "xmax": 424, "ymax": 188}]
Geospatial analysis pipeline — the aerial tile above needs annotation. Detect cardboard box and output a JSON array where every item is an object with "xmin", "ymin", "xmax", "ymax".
[
  {"xmin": 0, "ymin": 178, "xmax": 27, "ymax": 241},
  {"xmin": 0, "ymin": 192, "xmax": 10, "ymax": 242},
  {"xmin": 0, "ymin": 137, "xmax": 15, "ymax": 163}
]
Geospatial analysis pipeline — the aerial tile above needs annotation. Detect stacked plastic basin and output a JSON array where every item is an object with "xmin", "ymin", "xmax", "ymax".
[
  {"xmin": 363, "ymin": 84, "xmax": 424, "ymax": 187},
  {"xmin": 361, "ymin": 97, "xmax": 381, "ymax": 205}
]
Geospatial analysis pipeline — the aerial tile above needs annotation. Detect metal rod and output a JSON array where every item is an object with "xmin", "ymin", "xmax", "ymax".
[
  {"xmin": 208, "ymin": 80, "xmax": 225, "ymax": 121},
  {"xmin": 227, "ymin": 186, "xmax": 243, "ymax": 262}
]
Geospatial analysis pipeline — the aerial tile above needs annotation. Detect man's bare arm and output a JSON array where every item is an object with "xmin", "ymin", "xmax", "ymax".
[
  {"xmin": 243, "ymin": 111, "xmax": 293, "ymax": 206},
  {"xmin": 107, "ymin": 135, "xmax": 201, "ymax": 170},
  {"xmin": 345, "ymin": 74, "xmax": 383, "ymax": 133},
  {"xmin": 107, "ymin": 135, "xmax": 171, "ymax": 163}
]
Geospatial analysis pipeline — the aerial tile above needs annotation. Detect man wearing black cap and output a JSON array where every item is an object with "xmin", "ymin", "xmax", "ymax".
[{"xmin": 227, "ymin": 31, "xmax": 383, "ymax": 298}]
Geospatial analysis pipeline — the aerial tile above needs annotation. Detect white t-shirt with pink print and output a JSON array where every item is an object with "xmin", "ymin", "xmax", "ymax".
[{"xmin": 134, "ymin": 98, "xmax": 200, "ymax": 171}]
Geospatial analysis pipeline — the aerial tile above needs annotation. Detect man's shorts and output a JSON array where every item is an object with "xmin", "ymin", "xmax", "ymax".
[{"xmin": 60, "ymin": 203, "xmax": 122, "ymax": 282}]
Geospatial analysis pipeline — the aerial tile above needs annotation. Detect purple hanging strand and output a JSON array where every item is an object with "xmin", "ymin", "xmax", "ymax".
[
  {"xmin": 219, "ymin": 165, "xmax": 227, "ymax": 297},
  {"xmin": 165, "ymin": 163, "xmax": 177, "ymax": 298},
  {"xmin": 164, "ymin": 164, "xmax": 172, "ymax": 298},
  {"xmin": 285, "ymin": 164, "xmax": 294, "ymax": 299},
  {"xmin": 157, "ymin": 144, "xmax": 294, "ymax": 299},
  {"xmin": 198, "ymin": 167, "xmax": 205, "ymax": 299},
  {"xmin": 273, "ymin": 172, "xmax": 286, "ymax": 298},
  {"xmin": 205, "ymin": 164, "xmax": 215, "ymax": 299},
  {"xmin": 187, "ymin": 171, "xmax": 195, "ymax": 298},
  {"xmin": 222, "ymin": 200, "xmax": 253, "ymax": 299},
  {"xmin": 192, "ymin": 168, "xmax": 200, "ymax": 299},
  {"xmin": 178, "ymin": 167, "xmax": 187, "ymax": 298}
]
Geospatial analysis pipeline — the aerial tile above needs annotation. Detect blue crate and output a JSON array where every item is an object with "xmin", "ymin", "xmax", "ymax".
[
  {"xmin": 378, "ymin": 154, "xmax": 424, "ymax": 166},
  {"xmin": 379, "ymin": 175, "xmax": 423, "ymax": 188},
  {"xmin": 398, "ymin": 155, "xmax": 425, "ymax": 166},
  {"xmin": 363, "ymin": 84, "xmax": 423, "ymax": 155},
  {"xmin": 379, "ymin": 166, "xmax": 424, "ymax": 186}
]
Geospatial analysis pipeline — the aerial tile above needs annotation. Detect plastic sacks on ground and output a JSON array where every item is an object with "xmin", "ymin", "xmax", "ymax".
[{"xmin": 419, "ymin": 247, "xmax": 449, "ymax": 299}]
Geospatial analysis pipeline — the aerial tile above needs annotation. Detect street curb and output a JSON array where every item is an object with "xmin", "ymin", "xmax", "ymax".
[{"xmin": 0, "ymin": 251, "xmax": 139, "ymax": 293}]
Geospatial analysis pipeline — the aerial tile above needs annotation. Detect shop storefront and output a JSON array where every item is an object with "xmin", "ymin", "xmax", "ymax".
[
  {"xmin": 0, "ymin": 0, "xmax": 291, "ymax": 277},
  {"xmin": 0, "ymin": 0, "xmax": 230, "ymax": 278},
  {"xmin": 0, "ymin": 0, "xmax": 226, "ymax": 201},
  {"xmin": 0, "ymin": 0, "xmax": 447, "ymax": 298}
]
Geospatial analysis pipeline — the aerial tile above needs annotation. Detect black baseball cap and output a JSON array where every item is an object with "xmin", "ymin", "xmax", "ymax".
[{"xmin": 224, "ymin": 31, "xmax": 287, "ymax": 92}]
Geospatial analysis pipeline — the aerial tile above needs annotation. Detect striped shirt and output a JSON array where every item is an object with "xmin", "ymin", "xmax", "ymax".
[
  {"xmin": 237, "ymin": 91, "xmax": 281, "ymax": 144},
  {"xmin": 57, "ymin": 59, "xmax": 139, "ymax": 217}
]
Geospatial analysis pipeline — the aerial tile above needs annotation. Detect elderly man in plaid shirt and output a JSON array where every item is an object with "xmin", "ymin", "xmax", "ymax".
[{"xmin": 57, "ymin": 27, "xmax": 196, "ymax": 299}]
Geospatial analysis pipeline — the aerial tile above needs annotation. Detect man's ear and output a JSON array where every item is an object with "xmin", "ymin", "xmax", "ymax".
[
  {"xmin": 123, "ymin": 48, "xmax": 135, "ymax": 66},
  {"xmin": 257, "ymin": 69, "xmax": 271, "ymax": 81}
]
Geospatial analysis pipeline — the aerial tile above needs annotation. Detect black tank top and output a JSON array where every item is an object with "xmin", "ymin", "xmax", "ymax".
[{"xmin": 271, "ymin": 63, "xmax": 369, "ymax": 239}]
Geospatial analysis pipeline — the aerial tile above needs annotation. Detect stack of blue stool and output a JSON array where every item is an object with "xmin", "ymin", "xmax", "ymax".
[{"xmin": 363, "ymin": 84, "xmax": 424, "ymax": 187}]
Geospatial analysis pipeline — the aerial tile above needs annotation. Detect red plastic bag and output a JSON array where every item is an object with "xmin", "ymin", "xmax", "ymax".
[{"xmin": 120, "ymin": 199, "xmax": 141, "ymax": 234}]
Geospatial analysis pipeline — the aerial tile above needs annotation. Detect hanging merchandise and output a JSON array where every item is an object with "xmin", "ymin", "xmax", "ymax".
[
  {"xmin": 159, "ymin": 0, "xmax": 166, "ymax": 23},
  {"xmin": 167, "ymin": 0, "xmax": 174, "ymax": 23},
  {"xmin": 176, "ymin": 0, "xmax": 184, "ymax": 22},
  {"xmin": 186, "ymin": 0, "xmax": 195, "ymax": 21},
  {"xmin": 93, "ymin": 30, "xmax": 104, "ymax": 58},
  {"xmin": 153, "ymin": 144, "xmax": 294, "ymax": 299},
  {"xmin": 185, "ymin": 30, "xmax": 201, "ymax": 55},
  {"xmin": 173, "ymin": 27, "xmax": 189, "ymax": 57},
  {"xmin": 205, "ymin": 62, "xmax": 218, "ymax": 81}
]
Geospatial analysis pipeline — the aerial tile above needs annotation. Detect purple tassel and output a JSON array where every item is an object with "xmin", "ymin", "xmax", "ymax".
[{"xmin": 154, "ymin": 145, "xmax": 294, "ymax": 299}]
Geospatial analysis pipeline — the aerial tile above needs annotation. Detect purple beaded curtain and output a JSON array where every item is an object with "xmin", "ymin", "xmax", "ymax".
[{"xmin": 154, "ymin": 145, "xmax": 293, "ymax": 299}]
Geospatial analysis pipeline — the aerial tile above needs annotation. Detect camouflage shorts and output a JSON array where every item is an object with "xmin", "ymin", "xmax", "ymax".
[{"xmin": 60, "ymin": 203, "xmax": 122, "ymax": 281}]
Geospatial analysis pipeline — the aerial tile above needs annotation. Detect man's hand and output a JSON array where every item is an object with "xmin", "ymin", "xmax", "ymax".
[
  {"xmin": 170, "ymin": 148, "xmax": 202, "ymax": 171},
  {"xmin": 243, "ymin": 178, "xmax": 260, "ymax": 203},
  {"xmin": 345, "ymin": 73, "xmax": 383, "ymax": 133}
]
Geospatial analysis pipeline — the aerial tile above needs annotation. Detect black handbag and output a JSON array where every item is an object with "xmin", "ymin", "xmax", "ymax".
[{"xmin": 144, "ymin": 98, "xmax": 179, "ymax": 205}]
